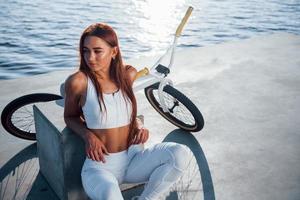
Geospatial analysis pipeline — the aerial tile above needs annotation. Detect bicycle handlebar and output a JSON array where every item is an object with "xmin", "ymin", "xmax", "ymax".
[{"xmin": 175, "ymin": 6, "xmax": 193, "ymax": 37}]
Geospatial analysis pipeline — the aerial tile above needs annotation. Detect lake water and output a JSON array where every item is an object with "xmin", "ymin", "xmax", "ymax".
[{"xmin": 0, "ymin": 0, "xmax": 299, "ymax": 79}]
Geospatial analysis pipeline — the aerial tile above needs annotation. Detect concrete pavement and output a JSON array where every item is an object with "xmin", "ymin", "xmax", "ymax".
[{"xmin": 1, "ymin": 32, "xmax": 299, "ymax": 200}]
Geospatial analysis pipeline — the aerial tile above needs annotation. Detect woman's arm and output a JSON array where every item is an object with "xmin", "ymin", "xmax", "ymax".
[
  {"xmin": 64, "ymin": 72, "xmax": 108, "ymax": 162},
  {"xmin": 125, "ymin": 65, "xmax": 150, "ymax": 144}
]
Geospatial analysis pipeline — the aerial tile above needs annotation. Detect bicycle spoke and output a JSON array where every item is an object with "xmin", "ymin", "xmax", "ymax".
[
  {"xmin": 11, "ymin": 118, "xmax": 35, "ymax": 133},
  {"xmin": 11, "ymin": 105, "xmax": 36, "ymax": 133},
  {"xmin": 14, "ymin": 107, "xmax": 33, "ymax": 115},
  {"xmin": 11, "ymin": 118, "xmax": 34, "ymax": 130},
  {"xmin": 153, "ymin": 90, "xmax": 196, "ymax": 126}
]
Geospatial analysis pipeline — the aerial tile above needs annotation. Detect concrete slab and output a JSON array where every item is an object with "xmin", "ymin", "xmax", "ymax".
[{"xmin": 33, "ymin": 102, "xmax": 87, "ymax": 200}]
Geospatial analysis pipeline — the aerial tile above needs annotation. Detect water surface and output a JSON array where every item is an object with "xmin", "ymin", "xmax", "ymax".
[{"xmin": 0, "ymin": 0, "xmax": 299, "ymax": 79}]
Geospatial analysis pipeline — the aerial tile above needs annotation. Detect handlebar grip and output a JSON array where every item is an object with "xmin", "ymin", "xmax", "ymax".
[
  {"xmin": 135, "ymin": 67, "xmax": 149, "ymax": 80},
  {"xmin": 175, "ymin": 6, "xmax": 193, "ymax": 37}
]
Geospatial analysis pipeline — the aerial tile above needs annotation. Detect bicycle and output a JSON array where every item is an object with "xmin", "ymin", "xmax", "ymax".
[{"xmin": 1, "ymin": 6, "xmax": 204, "ymax": 141}]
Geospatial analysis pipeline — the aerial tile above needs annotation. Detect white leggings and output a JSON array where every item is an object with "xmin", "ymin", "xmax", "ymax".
[{"xmin": 81, "ymin": 142, "xmax": 192, "ymax": 200}]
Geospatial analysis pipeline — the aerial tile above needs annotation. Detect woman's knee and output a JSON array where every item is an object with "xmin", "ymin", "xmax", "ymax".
[
  {"xmin": 98, "ymin": 183, "xmax": 121, "ymax": 199},
  {"xmin": 81, "ymin": 169, "xmax": 122, "ymax": 200},
  {"xmin": 84, "ymin": 180, "xmax": 122, "ymax": 200},
  {"xmin": 165, "ymin": 142, "xmax": 193, "ymax": 171}
]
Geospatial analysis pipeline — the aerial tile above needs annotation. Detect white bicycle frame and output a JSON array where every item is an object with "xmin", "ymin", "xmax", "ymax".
[{"xmin": 133, "ymin": 6, "xmax": 193, "ymax": 113}]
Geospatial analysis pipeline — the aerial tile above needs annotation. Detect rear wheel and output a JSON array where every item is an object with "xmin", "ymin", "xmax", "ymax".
[{"xmin": 1, "ymin": 93, "xmax": 63, "ymax": 140}]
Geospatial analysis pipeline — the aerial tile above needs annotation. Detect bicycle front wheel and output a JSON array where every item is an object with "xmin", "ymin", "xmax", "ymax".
[
  {"xmin": 144, "ymin": 83, "xmax": 204, "ymax": 132},
  {"xmin": 1, "ymin": 93, "xmax": 63, "ymax": 140}
]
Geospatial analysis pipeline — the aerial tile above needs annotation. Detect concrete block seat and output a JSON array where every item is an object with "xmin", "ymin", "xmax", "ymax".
[{"xmin": 33, "ymin": 99, "xmax": 144, "ymax": 200}]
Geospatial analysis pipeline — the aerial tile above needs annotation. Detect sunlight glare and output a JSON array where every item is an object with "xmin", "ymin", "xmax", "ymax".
[{"xmin": 132, "ymin": 0, "xmax": 186, "ymax": 53}]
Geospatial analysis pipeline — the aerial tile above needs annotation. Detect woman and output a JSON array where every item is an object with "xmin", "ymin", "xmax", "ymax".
[{"xmin": 64, "ymin": 23, "xmax": 192, "ymax": 200}]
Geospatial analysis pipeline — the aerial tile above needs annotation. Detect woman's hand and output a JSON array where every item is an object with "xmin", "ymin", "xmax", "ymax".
[
  {"xmin": 130, "ymin": 126, "xmax": 149, "ymax": 145},
  {"xmin": 130, "ymin": 117, "xmax": 149, "ymax": 145},
  {"xmin": 84, "ymin": 132, "xmax": 109, "ymax": 163}
]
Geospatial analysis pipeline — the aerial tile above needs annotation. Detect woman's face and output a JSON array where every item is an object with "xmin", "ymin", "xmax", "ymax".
[{"xmin": 83, "ymin": 36, "xmax": 117, "ymax": 73}]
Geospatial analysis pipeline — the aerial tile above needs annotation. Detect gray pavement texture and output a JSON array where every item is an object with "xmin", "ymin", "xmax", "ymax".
[{"xmin": 0, "ymin": 33, "xmax": 300, "ymax": 200}]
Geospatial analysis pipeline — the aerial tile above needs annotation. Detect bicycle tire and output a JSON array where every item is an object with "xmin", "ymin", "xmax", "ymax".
[
  {"xmin": 144, "ymin": 83, "xmax": 204, "ymax": 132},
  {"xmin": 1, "ymin": 93, "xmax": 63, "ymax": 140}
]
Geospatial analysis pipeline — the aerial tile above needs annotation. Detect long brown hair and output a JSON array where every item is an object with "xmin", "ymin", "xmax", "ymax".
[{"xmin": 79, "ymin": 23, "xmax": 137, "ymax": 145}]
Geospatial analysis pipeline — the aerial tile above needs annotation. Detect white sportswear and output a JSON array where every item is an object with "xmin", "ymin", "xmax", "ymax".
[{"xmin": 82, "ymin": 76, "xmax": 132, "ymax": 129}]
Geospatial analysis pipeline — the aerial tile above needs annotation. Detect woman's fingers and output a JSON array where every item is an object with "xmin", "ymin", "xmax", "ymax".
[
  {"xmin": 86, "ymin": 142, "xmax": 107, "ymax": 163},
  {"xmin": 136, "ymin": 129, "xmax": 143, "ymax": 143},
  {"xmin": 131, "ymin": 131, "xmax": 139, "ymax": 144},
  {"xmin": 98, "ymin": 150, "xmax": 106, "ymax": 163},
  {"xmin": 132, "ymin": 128, "xmax": 149, "ymax": 144},
  {"xmin": 142, "ymin": 129, "xmax": 149, "ymax": 143},
  {"xmin": 102, "ymin": 145, "xmax": 109, "ymax": 156},
  {"xmin": 88, "ymin": 148, "xmax": 105, "ymax": 163},
  {"xmin": 89, "ymin": 150, "xmax": 96, "ymax": 161},
  {"xmin": 134, "ymin": 129, "xmax": 143, "ymax": 144},
  {"xmin": 93, "ymin": 150, "xmax": 101, "ymax": 162}
]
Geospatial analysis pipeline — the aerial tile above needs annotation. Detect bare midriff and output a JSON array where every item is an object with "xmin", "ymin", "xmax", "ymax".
[{"xmin": 89, "ymin": 124, "xmax": 130, "ymax": 153}]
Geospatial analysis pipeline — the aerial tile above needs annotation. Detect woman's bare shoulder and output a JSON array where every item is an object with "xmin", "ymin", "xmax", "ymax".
[
  {"xmin": 124, "ymin": 64, "xmax": 137, "ymax": 84},
  {"xmin": 65, "ymin": 71, "xmax": 87, "ymax": 93}
]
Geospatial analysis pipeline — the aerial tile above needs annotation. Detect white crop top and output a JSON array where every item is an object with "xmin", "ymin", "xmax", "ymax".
[{"xmin": 82, "ymin": 77, "xmax": 132, "ymax": 129}]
